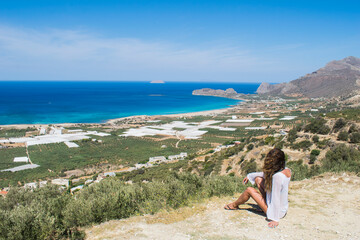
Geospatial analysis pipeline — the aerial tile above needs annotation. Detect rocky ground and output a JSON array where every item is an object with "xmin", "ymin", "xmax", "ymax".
[{"xmin": 85, "ymin": 173, "xmax": 360, "ymax": 240}]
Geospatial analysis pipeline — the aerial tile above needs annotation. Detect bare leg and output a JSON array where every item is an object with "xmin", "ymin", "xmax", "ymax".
[
  {"xmin": 255, "ymin": 177, "xmax": 266, "ymax": 200},
  {"xmin": 225, "ymin": 183, "xmax": 267, "ymax": 213}
]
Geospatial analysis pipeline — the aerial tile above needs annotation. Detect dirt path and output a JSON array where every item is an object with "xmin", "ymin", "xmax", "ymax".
[{"xmin": 86, "ymin": 173, "xmax": 360, "ymax": 240}]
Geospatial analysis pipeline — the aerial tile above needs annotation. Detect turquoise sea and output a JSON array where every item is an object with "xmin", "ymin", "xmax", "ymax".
[{"xmin": 0, "ymin": 81, "xmax": 260, "ymax": 124}]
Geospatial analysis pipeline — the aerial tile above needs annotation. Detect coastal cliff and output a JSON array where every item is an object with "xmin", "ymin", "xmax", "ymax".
[
  {"xmin": 256, "ymin": 56, "xmax": 360, "ymax": 98},
  {"xmin": 192, "ymin": 88, "xmax": 239, "ymax": 99}
]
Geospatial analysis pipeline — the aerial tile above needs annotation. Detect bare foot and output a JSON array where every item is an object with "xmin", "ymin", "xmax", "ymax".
[
  {"xmin": 268, "ymin": 221, "xmax": 279, "ymax": 228},
  {"xmin": 224, "ymin": 203, "xmax": 239, "ymax": 210}
]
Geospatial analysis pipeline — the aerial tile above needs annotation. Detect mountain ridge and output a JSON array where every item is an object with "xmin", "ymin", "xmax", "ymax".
[{"xmin": 257, "ymin": 56, "xmax": 360, "ymax": 98}]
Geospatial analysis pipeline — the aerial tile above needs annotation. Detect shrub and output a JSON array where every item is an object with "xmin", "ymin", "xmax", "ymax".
[
  {"xmin": 203, "ymin": 162, "xmax": 215, "ymax": 176},
  {"xmin": 337, "ymin": 131, "xmax": 349, "ymax": 141},
  {"xmin": 0, "ymin": 173, "xmax": 246, "ymax": 240},
  {"xmin": 274, "ymin": 141, "xmax": 284, "ymax": 149},
  {"xmin": 304, "ymin": 117, "xmax": 331, "ymax": 134},
  {"xmin": 241, "ymin": 158, "xmax": 257, "ymax": 174},
  {"xmin": 312, "ymin": 135, "xmax": 319, "ymax": 143},
  {"xmin": 287, "ymin": 128, "xmax": 298, "ymax": 143},
  {"xmin": 309, "ymin": 149, "xmax": 321, "ymax": 164},
  {"xmin": 321, "ymin": 144, "xmax": 360, "ymax": 173},
  {"xmin": 292, "ymin": 140, "xmax": 312, "ymax": 151},
  {"xmin": 348, "ymin": 124, "xmax": 358, "ymax": 134},
  {"xmin": 309, "ymin": 154, "xmax": 317, "ymax": 164},
  {"xmin": 265, "ymin": 136, "xmax": 276, "ymax": 146},
  {"xmin": 349, "ymin": 132, "xmax": 360, "ymax": 143},
  {"xmin": 286, "ymin": 160, "xmax": 321, "ymax": 181},
  {"xmin": 333, "ymin": 118, "xmax": 347, "ymax": 132},
  {"xmin": 316, "ymin": 139, "xmax": 330, "ymax": 149},
  {"xmin": 247, "ymin": 143, "xmax": 254, "ymax": 151},
  {"xmin": 310, "ymin": 149, "xmax": 321, "ymax": 156}
]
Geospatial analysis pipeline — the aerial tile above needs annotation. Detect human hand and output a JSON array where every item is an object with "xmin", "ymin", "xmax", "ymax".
[
  {"xmin": 242, "ymin": 177, "xmax": 249, "ymax": 185},
  {"xmin": 268, "ymin": 221, "xmax": 279, "ymax": 228}
]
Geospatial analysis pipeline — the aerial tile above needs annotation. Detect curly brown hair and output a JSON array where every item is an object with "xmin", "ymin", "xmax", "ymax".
[{"xmin": 263, "ymin": 148, "xmax": 285, "ymax": 192}]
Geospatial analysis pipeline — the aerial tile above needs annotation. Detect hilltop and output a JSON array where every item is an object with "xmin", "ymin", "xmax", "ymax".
[
  {"xmin": 257, "ymin": 56, "xmax": 360, "ymax": 98},
  {"xmin": 86, "ymin": 173, "xmax": 360, "ymax": 240}
]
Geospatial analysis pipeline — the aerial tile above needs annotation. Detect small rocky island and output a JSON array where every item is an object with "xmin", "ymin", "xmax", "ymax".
[
  {"xmin": 192, "ymin": 88, "xmax": 241, "ymax": 99},
  {"xmin": 150, "ymin": 80, "xmax": 165, "ymax": 84}
]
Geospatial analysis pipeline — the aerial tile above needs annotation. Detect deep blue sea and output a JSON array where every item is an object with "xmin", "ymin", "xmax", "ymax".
[{"xmin": 0, "ymin": 81, "xmax": 260, "ymax": 124}]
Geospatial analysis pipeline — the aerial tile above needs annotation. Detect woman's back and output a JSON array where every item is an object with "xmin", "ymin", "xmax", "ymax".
[{"xmin": 266, "ymin": 169, "xmax": 291, "ymax": 221}]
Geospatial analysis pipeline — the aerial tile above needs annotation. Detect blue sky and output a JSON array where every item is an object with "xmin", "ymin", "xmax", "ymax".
[{"xmin": 0, "ymin": 0, "xmax": 359, "ymax": 82}]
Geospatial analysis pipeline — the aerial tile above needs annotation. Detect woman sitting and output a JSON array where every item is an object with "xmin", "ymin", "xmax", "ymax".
[{"xmin": 224, "ymin": 148, "xmax": 291, "ymax": 228}]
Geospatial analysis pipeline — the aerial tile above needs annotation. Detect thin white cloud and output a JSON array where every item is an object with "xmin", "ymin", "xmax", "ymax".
[{"xmin": 0, "ymin": 26, "xmax": 280, "ymax": 81}]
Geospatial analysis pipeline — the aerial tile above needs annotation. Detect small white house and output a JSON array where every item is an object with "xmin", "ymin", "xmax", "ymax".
[
  {"xmin": 24, "ymin": 182, "xmax": 37, "ymax": 189},
  {"xmin": 232, "ymin": 115, "xmax": 237, "ymax": 120},
  {"xmin": 39, "ymin": 127, "xmax": 47, "ymax": 135}
]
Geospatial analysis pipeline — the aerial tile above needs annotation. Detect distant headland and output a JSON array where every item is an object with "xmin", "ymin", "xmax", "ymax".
[{"xmin": 192, "ymin": 88, "xmax": 247, "ymax": 101}]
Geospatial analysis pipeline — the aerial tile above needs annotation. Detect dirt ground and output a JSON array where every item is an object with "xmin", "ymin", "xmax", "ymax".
[{"xmin": 85, "ymin": 173, "xmax": 360, "ymax": 240}]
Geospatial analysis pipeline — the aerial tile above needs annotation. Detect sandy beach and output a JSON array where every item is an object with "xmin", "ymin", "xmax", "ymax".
[
  {"xmin": 106, "ymin": 107, "xmax": 236, "ymax": 125},
  {"xmin": 0, "ymin": 103, "xmax": 242, "ymax": 129}
]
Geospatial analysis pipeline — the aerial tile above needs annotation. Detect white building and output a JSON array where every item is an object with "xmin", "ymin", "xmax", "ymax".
[
  {"xmin": 70, "ymin": 185, "xmax": 83, "ymax": 193},
  {"xmin": 168, "ymin": 152, "xmax": 188, "ymax": 161},
  {"xmin": 24, "ymin": 182, "xmax": 37, "ymax": 189},
  {"xmin": 39, "ymin": 181, "xmax": 47, "ymax": 188},
  {"xmin": 39, "ymin": 127, "xmax": 47, "ymax": 135},
  {"xmin": 104, "ymin": 172, "xmax": 116, "ymax": 177},
  {"xmin": 149, "ymin": 156, "xmax": 167, "ymax": 164},
  {"xmin": 51, "ymin": 179, "xmax": 69, "ymax": 187},
  {"xmin": 135, "ymin": 163, "xmax": 153, "ymax": 169},
  {"xmin": 49, "ymin": 127, "xmax": 64, "ymax": 135}
]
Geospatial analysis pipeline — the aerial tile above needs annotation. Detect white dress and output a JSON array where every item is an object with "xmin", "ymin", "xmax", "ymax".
[{"xmin": 247, "ymin": 168, "xmax": 291, "ymax": 222}]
